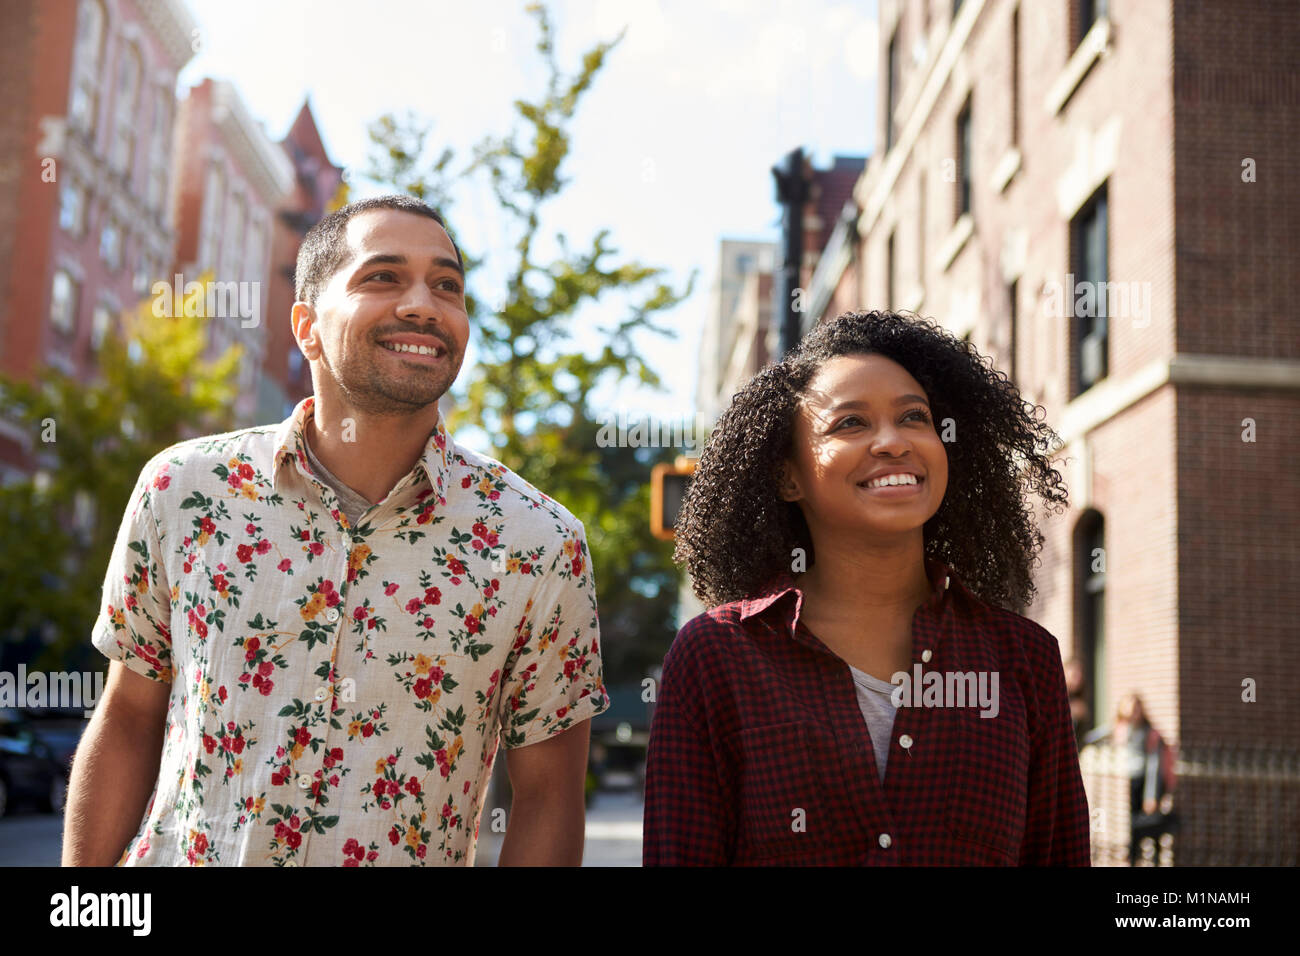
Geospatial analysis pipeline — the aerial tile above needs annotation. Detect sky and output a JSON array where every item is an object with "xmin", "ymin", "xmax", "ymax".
[{"xmin": 178, "ymin": 0, "xmax": 880, "ymax": 440}]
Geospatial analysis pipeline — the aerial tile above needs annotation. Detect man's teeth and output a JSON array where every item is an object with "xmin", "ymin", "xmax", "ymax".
[
  {"xmin": 381, "ymin": 341, "xmax": 442, "ymax": 356},
  {"xmin": 865, "ymin": 474, "xmax": 920, "ymax": 488}
]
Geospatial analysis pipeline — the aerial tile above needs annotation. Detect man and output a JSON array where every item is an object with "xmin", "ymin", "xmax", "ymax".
[{"xmin": 63, "ymin": 195, "xmax": 609, "ymax": 866}]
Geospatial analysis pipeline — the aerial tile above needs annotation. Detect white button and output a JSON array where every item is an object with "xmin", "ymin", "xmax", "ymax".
[
  {"xmin": 313, "ymin": 687, "xmax": 329, "ymax": 702},
  {"xmin": 921, "ymin": 649, "xmax": 932, "ymax": 663},
  {"xmin": 325, "ymin": 607, "xmax": 340, "ymax": 623},
  {"xmin": 878, "ymin": 833, "xmax": 892, "ymax": 848},
  {"xmin": 899, "ymin": 734, "xmax": 913, "ymax": 749},
  {"xmin": 297, "ymin": 774, "xmax": 312, "ymax": 790},
  {"xmin": 284, "ymin": 860, "xmax": 298, "ymax": 867},
  {"xmin": 943, "ymin": 575, "xmax": 950, "ymax": 590}
]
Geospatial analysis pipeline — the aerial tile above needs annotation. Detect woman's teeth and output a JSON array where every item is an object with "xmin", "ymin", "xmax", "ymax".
[{"xmin": 864, "ymin": 474, "xmax": 920, "ymax": 488}]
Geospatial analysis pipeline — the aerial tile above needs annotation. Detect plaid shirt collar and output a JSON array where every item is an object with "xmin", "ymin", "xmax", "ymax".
[
  {"xmin": 270, "ymin": 395, "xmax": 455, "ymax": 495},
  {"xmin": 738, "ymin": 554, "xmax": 962, "ymax": 663}
]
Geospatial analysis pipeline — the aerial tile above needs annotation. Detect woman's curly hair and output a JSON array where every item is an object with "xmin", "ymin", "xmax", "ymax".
[{"xmin": 674, "ymin": 310, "xmax": 1068, "ymax": 611}]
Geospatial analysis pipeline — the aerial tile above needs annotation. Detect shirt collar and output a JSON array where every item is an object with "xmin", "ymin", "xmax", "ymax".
[
  {"xmin": 271, "ymin": 395, "xmax": 455, "ymax": 497},
  {"xmin": 738, "ymin": 553, "xmax": 958, "ymax": 628}
]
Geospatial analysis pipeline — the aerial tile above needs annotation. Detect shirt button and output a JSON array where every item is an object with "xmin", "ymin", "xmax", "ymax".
[
  {"xmin": 899, "ymin": 734, "xmax": 913, "ymax": 749},
  {"xmin": 313, "ymin": 687, "xmax": 329, "ymax": 702},
  {"xmin": 297, "ymin": 774, "xmax": 312, "ymax": 790},
  {"xmin": 878, "ymin": 833, "xmax": 892, "ymax": 849},
  {"xmin": 943, "ymin": 575, "xmax": 950, "ymax": 590},
  {"xmin": 325, "ymin": 607, "xmax": 340, "ymax": 623},
  {"xmin": 921, "ymin": 649, "xmax": 932, "ymax": 663},
  {"xmin": 284, "ymin": 860, "xmax": 298, "ymax": 867}
]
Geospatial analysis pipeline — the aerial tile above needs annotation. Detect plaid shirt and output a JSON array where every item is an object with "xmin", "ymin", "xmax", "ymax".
[
  {"xmin": 643, "ymin": 557, "xmax": 1090, "ymax": 866},
  {"xmin": 92, "ymin": 396, "xmax": 608, "ymax": 866}
]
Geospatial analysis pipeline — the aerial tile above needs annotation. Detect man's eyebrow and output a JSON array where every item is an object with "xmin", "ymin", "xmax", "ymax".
[{"xmin": 351, "ymin": 252, "xmax": 464, "ymax": 278}]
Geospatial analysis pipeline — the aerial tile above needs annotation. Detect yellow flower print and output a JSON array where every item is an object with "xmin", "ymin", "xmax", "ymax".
[
  {"xmin": 290, "ymin": 742, "xmax": 304, "ymax": 761},
  {"xmin": 348, "ymin": 720, "xmax": 362, "ymax": 737},
  {"xmin": 405, "ymin": 825, "xmax": 420, "ymax": 847},
  {"xmin": 477, "ymin": 477, "xmax": 493, "ymax": 494},
  {"xmin": 506, "ymin": 557, "xmax": 520, "ymax": 573},
  {"xmin": 239, "ymin": 482, "xmax": 260, "ymax": 501},
  {"xmin": 253, "ymin": 797, "xmax": 265, "ymax": 813},
  {"xmin": 232, "ymin": 758, "xmax": 243, "ymax": 775},
  {"xmin": 375, "ymin": 759, "xmax": 387, "ymax": 775},
  {"xmin": 448, "ymin": 735, "xmax": 463, "ymax": 766},
  {"xmin": 348, "ymin": 544, "xmax": 372, "ymax": 571},
  {"xmin": 197, "ymin": 531, "xmax": 210, "ymax": 547},
  {"xmin": 414, "ymin": 654, "xmax": 432, "ymax": 676},
  {"xmin": 470, "ymin": 603, "xmax": 484, "ymax": 620},
  {"xmin": 300, "ymin": 592, "xmax": 326, "ymax": 621},
  {"xmin": 563, "ymin": 539, "xmax": 575, "ymax": 558}
]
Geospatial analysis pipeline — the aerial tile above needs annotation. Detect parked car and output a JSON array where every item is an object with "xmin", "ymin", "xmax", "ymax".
[{"xmin": 0, "ymin": 708, "xmax": 84, "ymax": 816}]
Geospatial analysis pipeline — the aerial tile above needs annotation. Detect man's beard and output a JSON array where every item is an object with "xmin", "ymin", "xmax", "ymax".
[{"xmin": 321, "ymin": 338, "xmax": 460, "ymax": 416}]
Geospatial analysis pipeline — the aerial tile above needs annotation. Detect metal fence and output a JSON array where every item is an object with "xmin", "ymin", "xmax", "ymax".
[{"xmin": 1080, "ymin": 742, "xmax": 1300, "ymax": 866}]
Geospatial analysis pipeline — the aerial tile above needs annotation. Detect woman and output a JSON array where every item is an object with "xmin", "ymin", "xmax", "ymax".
[
  {"xmin": 642, "ymin": 310, "xmax": 1089, "ymax": 865},
  {"xmin": 1110, "ymin": 694, "xmax": 1178, "ymax": 865}
]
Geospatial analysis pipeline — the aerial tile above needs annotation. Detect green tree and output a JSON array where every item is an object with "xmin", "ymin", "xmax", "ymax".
[
  {"xmin": 362, "ymin": 3, "xmax": 695, "ymax": 685},
  {"xmin": 0, "ymin": 282, "xmax": 241, "ymax": 669}
]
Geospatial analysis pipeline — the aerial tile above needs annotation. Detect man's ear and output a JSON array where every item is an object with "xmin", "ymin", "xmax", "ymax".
[
  {"xmin": 291, "ymin": 302, "xmax": 321, "ymax": 360},
  {"xmin": 777, "ymin": 460, "xmax": 802, "ymax": 502}
]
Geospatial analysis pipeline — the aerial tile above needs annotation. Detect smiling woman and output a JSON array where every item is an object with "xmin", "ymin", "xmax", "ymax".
[{"xmin": 643, "ymin": 310, "xmax": 1089, "ymax": 866}]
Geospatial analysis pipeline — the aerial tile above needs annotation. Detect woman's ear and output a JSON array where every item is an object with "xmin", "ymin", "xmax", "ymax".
[{"xmin": 778, "ymin": 460, "xmax": 802, "ymax": 502}]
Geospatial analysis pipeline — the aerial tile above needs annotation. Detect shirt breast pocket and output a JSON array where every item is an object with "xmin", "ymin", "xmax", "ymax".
[
  {"xmin": 943, "ymin": 707, "xmax": 1030, "ymax": 862},
  {"xmin": 734, "ymin": 721, "xmax": 832, "ymax": 860}
]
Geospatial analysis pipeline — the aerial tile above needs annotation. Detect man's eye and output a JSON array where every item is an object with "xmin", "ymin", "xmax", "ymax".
[
  {"xmin": 368, "ymin": 271, "xmax": 397, "ymax": 283},
  {"xmin": 436, "ymin": 278, "xmax": 462, "ymax": 292}
]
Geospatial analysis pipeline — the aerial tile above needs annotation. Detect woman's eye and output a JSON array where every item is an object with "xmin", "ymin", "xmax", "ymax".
[
  {"xmin": 903, "ymin": 408, "xmax": 932, "ymax": 424},
  {"xmin": 835, "ymin": 415, "xmax": 865, "ymax": 429}
]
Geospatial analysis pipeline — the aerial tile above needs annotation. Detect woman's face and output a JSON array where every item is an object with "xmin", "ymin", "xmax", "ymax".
[{"xmin": 782, "ymin": 353, "xmax": 948, "ymax": 543}]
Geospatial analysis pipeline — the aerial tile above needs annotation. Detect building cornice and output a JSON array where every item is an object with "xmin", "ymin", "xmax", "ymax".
[
  {"xmin": 210, "ymin": 81, "xmax": 294, "ymax": 205},
  {"xmin": 136, "ymin": 0, "xmax": 199, "ymax": 70}
]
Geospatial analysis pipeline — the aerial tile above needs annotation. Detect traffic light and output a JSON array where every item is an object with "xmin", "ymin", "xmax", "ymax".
[{"xmin": 650, "ymin": 456, "xmax": 696, "ymax": 541}]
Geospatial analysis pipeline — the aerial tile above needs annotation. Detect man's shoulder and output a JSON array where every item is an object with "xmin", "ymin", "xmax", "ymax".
[
  {"xmin": 450, "ymin": 444, "xmax": 587, "ymax": 539},
  {"xmin": 133, "ymin": 423, "xmax": 283, "ymax": 499}
]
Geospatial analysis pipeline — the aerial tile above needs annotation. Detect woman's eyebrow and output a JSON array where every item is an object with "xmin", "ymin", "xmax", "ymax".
[{"xmin": 826, "ymin": 393, "xmax": 930, "ymax": 413}]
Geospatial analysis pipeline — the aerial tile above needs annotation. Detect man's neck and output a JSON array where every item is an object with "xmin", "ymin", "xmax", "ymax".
[{"xmin": 305, "ymin": 393, "xmax": 441, "ymax": 505}]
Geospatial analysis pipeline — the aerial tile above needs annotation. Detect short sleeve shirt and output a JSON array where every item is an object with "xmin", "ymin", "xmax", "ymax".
[{"xmin": 92, "ymin": 396, "xmax": 609, "ymax": 866}]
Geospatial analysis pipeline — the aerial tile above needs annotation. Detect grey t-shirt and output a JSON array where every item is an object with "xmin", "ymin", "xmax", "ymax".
[
  {"xmin": 847, "ymin": 665, "xmax": 900, "ymax": 783},
  {"xmin": 303, "ymin": 432, "xmax": 373, "ymax": 528}
]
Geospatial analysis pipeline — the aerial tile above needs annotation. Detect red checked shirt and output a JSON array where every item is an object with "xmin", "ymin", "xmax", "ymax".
[
  {"xmin": 643, "ymin": 557, "xmax": 1091, "ymax": 866},
  {"xmin": 92, "ymin": 396, "xmax": 608, "ymax": 866}
]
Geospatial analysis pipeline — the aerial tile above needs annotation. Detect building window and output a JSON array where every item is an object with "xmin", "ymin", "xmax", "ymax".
[
  {"xmin": 1072, "ymin": 184, "xmax": 1108, "ymax": 394},
  {"xmin": 100, "ymin": 220, "xmax": 122, "ymax": 270},
  {"xmin": 59, "ymin": 181, "xmax": 85, "ymax": 235},
  {"xmin": 50, "ymin": 271, "xmax": 78, "ymax": 333},
  {"xmin": 917, "ymin": 170, "xmax": 926, "ymax": 288},
  {"xmin": 109, "ymin": 44, "xmax": 143, "ymax": 177},
  {"xmin": 886, "ymin": 28, "xmax": 900, "ymax": 152},
  {"xmin": 1008, "ymin": 277, "xmax": 1019, "ymax": 383},
  {"xmin": 1079, "ymin": 0, "xmax": 1109, "ymax": 42},
  {"xmin": 955, "ymin": 97, "xmax": 972, "ymax": 219},
  {"xmin": 886, "ymin": 229, "xmax": 896, "ymax": 310},
  {"xmin": 147, "ymin": 85, "xmax": 173, "ymax": 212},
  {"xmin": 199, "ymin": 163, "xmax": 225, "ymax": 269},
  {"xmin": 69, "ymin": 0, "xmax": 106, "ymax": 134},
  {"xmin": 1011, "ymin": 5, "xmax": 1021, "ymax": 148},
  {"xmin": 1075, "ymin": 510, "xmax": 1106, "ymax": 735},
  {"xmin": 222, "ymin": 193, "xmax": 246, "ymax": 278},
  {"xmin": 91, "ymin": 303, "xmax": 113, "ymax": 351}
]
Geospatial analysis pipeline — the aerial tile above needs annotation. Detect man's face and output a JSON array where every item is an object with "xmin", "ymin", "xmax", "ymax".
[{"xmin": 296, "ymin": 209, "xmax": 469, "ymax": 416}]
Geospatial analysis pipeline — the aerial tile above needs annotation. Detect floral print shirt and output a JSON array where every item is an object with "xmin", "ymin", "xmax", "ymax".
[{"xmin": 92, "ymin": 396, "xmax": 609, "ymax": 866}]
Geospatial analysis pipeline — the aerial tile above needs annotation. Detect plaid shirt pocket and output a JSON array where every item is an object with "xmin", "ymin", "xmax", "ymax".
[
  {"xmin": 734, "ymin": 721, "xmax": 833, "ymax": 860},
  {"xmin": 944, "ymin": 707, "xmax": 1030, "ymax": 860}
]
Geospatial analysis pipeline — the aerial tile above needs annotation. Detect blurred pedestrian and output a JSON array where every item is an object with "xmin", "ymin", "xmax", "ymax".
[
  {"xmin": 1112, "ymin": 693, "xmax": 1177, "ymax": 865},
  {"xmin": 1064, "ymin": 657, "xmax": 1091, "ymax": 750}
]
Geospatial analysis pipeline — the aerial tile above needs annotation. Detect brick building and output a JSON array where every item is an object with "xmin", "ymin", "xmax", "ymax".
[
  {"xmin": 170, "ymin": 77, "xmax": 293, "ymax": 426},
  {"xmin": 812, "ymin": 0, "xmax": 1300, "ymax": 863},
  {"xmin": 0, "ymin": 0, "xmax": 196, "ymax": 478},
  {"xmin": 263, "ymin": 100, "xmax": 346, "ymax": 422}
]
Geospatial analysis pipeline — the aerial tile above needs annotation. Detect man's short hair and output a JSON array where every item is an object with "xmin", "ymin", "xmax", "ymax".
[{"xmin": 294, "ymin": 194, "xmax": 463, "ymax": 306}]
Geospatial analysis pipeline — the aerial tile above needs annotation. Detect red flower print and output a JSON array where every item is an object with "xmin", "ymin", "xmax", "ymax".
[
  {"xmin": 258, "ymin": 661, "xmax": 273, "ymax": 677},
  {"xmin": 236, "ymin": 544, "xmax": 253, "ymax": 563},
  {"xmin": 388, "ymin": 827, "xmax": 400, "ymax": 845},
  {"xmin": 278, "ymin": 559, "xmax": 292, "ymax": 571},
  {"xmin": 405, "ymin": 778, "xmax": 421, "ymax": 796},
  {"xmin": 296, "ymin": 726, "xmax": 311, "ymax": 746},
  {"xmin": 472, "ymin": 522, "xmax": 488, "ymax": 538},
  {"xmin": 255, "ymin": 539, "xmax": 271, "ymax": 554},
  {"xmin": 286, "ymin": 831, "xmax": 302, "ymax": 849},
  {"xmin": 416, "ymin": 844, "xmax": 427, "ymax": 859},
  {"xmin": 423, "ymin": 587, "xmax": 441, "ymax": 605},
  {"xmin": 413, "ymin": 678, "xmax": 431, "ymax": 699},
  {"xmin": 238, "ymin": 463, "xmax": 254, "ymax": 480},
  {"xmin": 361, "ymin": 724, "xmax": 374, "ymax": 738},
  {"xmin": 203, "ymin": 735, "xmax": 216, "ymax": 754},
  {"xmin": 218, "ymin": 686, "xmax": 228, "ymax": 703},
  {"xmin": 246, "ymin": 637, "xmax": 260, "ymax": 652},
  {"xmin": 353, "ymin": 606, "xmax": 367, "ymax": 620},
  {"xmin": 308, "ymin": 542, "xmax": 324, "ymax": 556},
  {"xmin": 384, "ymin": 582, "xmax": 399, "ymax": 596},
  {"xmin": 405, "ymin": 598, "xmax": 422, "ymax": 614},
  {"xmin": 259, "ymin": 680, "xmax": 274, "ymax": 695},
  {"xmin": 446, "ymin": 558, "xmax": 466, "ymax": 575},
  {"xmin": 461, "ymin": 476, "xmax": 472, "ymax": 488},
  {"xmin": 343, "ymin": 838, "xmax": 359, "ymax": 856},
  {"xmin": 200, "ymin": 517, "xmax": 216, "ymax": 535}
]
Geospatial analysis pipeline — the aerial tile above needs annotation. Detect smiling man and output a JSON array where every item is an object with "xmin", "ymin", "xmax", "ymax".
[{"xmin": 64, "ymin": 195, "xmax": 609, "ymax": 867}]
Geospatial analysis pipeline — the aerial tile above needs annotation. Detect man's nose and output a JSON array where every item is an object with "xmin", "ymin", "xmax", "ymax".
[{"xmin": 397, "ymin": 283, "xmax": 441, "ymax": 322}]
